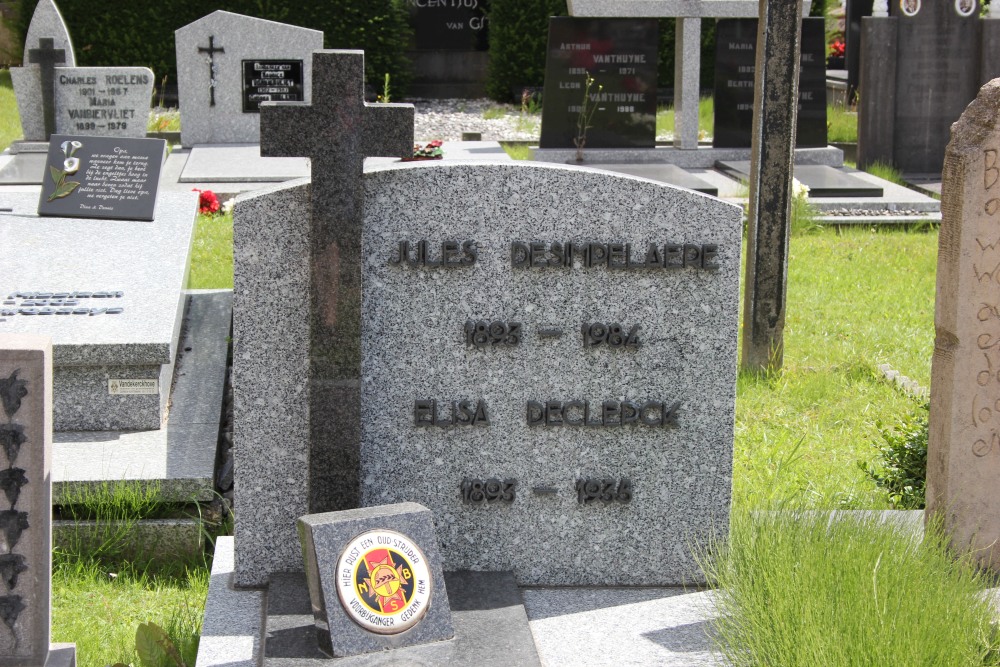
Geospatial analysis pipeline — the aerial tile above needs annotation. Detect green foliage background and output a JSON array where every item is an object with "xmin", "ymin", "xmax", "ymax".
[{"xmin": 7, "ymin": 0, "xmax": 413, "ymax": 95}]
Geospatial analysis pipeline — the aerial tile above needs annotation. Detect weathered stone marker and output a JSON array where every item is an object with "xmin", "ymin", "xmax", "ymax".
[
  {"xmin": 927, "ymin": 78, "xmax": 1000, "ymax": 573},
  {"xmin": 234, "ymin": 51, "xmax": 413, "ymax": 583},
  {"xmin": 0, "ymin": 335, "xmax": 76, "ymax": 666},
  {"xmin": 298, "ymin": 503, "xmax": 453, "ymax": 657},
  {"xmin": 741, "ymin": 0, "xmax": 803, "ymax": 371}
]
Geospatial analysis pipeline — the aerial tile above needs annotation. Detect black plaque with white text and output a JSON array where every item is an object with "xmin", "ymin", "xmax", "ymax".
[
  {"xmin": 713, "ymin": 18, "xmax": 827, "ymax": 148},
  {"xmin": 37, "ymin": 134, "xmax": 165, "ymax": 221},
  {"xmin": 539, "ymin": 18, "xmax": 658, "ymax": 149},
  {"xmin": 242, "ymin": 59, "xmax": 305, "ymax": 112},
  {"xmin": 409, "ymin": 0, "xmax": 489, "ymax": 50}
]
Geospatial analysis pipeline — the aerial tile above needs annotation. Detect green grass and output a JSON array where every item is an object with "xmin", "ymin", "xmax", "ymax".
[
  {"xmin": 703, "ymin": 510, "xmax": 1000, "ymax": 667},
  {"xmin": 482, "ymin": 106, "xmax": 507, "ymax": 120},
  {"xmin": 53, "ymin": 561, "xmax": 207, "ymax": 667},
  {"xmin": 735, "ymin": 226, "xmax": 938, "ymax": 509},
  {"xmin": 827, "ymin": 104, "xmax": 858, "ymax": 143},
  {"xmin": 865, "ymin": 160, "xmax": 907, "ymax": 185},
  {"xmin": 657, "ymin": 96, "xmax": 714, "ymax": 140},
  {"xmin": 188, "ymin": 212, "xmax": 234, "ymax": 289},
  {"xmin": 502, "ymin": 142, "xmax": 533, "ymax": 160},
  {"xmin": 0, "ymin": 69, "xmax": 22, "ymax": 152},
  {"xmin": 148, "ymin": 108, "xmax": 181, "ymax": 133}
]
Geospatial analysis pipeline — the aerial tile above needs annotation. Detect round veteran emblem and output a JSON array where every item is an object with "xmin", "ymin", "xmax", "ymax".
[{"xmin": 335, "ymin": 529, "xmax": 432, "ymax": 635}]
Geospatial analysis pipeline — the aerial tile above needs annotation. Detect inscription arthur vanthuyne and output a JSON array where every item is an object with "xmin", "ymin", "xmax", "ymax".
[{"xmin": 390, "ymin": 239, "xmax": 721, "ymax": 270}]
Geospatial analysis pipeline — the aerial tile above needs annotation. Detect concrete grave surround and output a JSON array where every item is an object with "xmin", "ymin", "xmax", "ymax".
[
  {"xmin": 0, "ymin": 335, "xmax": 76, "ymax": 666},
  {"xmin": 297, "ymin": 503, "xmax": 453, "ymax": 657},
  {"xmin": 10, "ymin": 0, "xmax": 76, "ymax": 141},
  {"xmin": 233, "ymin": 161, "xmax": 741, "ymax": 587},
  {"xmin": 175, "ymin": 11, "xmax": 323, "ymax": 146},
  {"xmin": 926, "ymin": 78, "xmax": 1000, "ymax": 572},
  {"xmin": 0, "ymin": 192, "xmax": 198, "ymax": 431},
  {"xmin": 53, "ymin": 67, "xmax": 154, "ymax": 139}
]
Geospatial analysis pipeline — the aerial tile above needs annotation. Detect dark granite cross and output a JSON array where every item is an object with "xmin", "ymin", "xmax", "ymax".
[
  {"xmin": 27, "ymin": 37, "xmax": 66, "ymax": 140},
  {"xmin": 197, "ymin": 35, "xmax": 224, "ymax": 107},
  {"xmin": 259, "ymin": 50, "xmax": 413, "ymax": 510}
]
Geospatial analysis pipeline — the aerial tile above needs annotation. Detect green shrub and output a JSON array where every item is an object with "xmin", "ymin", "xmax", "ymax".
[
  {"xmin": 9, "ymin": 0, "xmax": 412, "ymax": 95},
  {"xmin": 859, "ymin": 403, "xmax": 928, "ymax": 509},
  {"xmin": 485, "ymin": 0, "xmax": 566, "ymax": 102}
]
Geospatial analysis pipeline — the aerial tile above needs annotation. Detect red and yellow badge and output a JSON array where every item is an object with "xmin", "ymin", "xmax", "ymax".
[{"xmin": 336, "ymin": 529, "xmax": 432, "ymax": 635}]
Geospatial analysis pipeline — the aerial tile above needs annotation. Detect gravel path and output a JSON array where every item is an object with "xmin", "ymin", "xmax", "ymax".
[{"xmin": 411, "ymin": 98, "xmax": 540, "ymax": 142}]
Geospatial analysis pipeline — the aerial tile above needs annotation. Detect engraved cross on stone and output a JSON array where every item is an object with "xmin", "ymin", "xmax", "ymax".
[
  {"xmin": 259, "ymin": 50, "xmax": 413, "ymax": 510},
  {"xmin": 198, "ymin": 35, "xmax": 224, "ymax": 107},
  {"xmin": 27, "ymin": 37, "xmax": 66, "ymax": 140}
]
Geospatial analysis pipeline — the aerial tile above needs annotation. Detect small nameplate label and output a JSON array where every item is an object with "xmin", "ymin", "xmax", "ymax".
[{"xmin": 108, "ymin": 378, "xmax": 158, "ymax": 395}]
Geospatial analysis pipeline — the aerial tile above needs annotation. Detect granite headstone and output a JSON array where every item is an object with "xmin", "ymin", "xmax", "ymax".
[
  {"xmin": 53, "ymin": 67, "xmax": 154, "ymax": 139},
  {"xmin": 714, "ymin": 17, "xmax": 827, "ymax": 149},
  {"xmin": 539, "ymin": 17, "xmax": 659, "ymax": 150},
  {"xmin": 0, "ymin": 335, "xmax": 76, "ymax": 667},
  {"xmin": 926, "ymin": 78, "xmax": 1000, "ymax": 573},
  {"xmin": 174, "ymin": 11, "xmax": 323, "ymax": 146},
  {"xmin": 409, "ymin": 0, "xmax": 488, "ymax": 51},
  {"xmin": 298, "ymin": 503, "xmax": 453, "ymax": 657}
]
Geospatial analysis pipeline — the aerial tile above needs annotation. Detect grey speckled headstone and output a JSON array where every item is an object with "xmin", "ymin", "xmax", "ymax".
[
  {"xmin": 53, "ymin": 67, "xmax": 154, "ymax": 139},
  {"xmin": 297, "ymin": 503, "xmax": 453, "ymax": 657},
  {"xmin": 10, "ymin": 0, "xmax": 76, "ymax": 141},
  {"xmin": 0, "ymin": 334, "xmax": 76, "ymax": 666},
  {"xmin": 175, "ymin": 11, "xmax": 323, "ymax": 146},
  {"xmin": 234, "ymin": 160, "xmax": 741, "ymax": 587}
]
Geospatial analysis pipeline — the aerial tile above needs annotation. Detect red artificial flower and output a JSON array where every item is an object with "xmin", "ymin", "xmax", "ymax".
[
  {"xmin": 192, "ymin": 188, "xmax": 221, "ymax": 215},
  {"xmin": 829, "ymin": 39, "xmax": 845, "ymax": 58}
]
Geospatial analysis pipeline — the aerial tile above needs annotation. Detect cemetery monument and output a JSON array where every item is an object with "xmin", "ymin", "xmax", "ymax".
[
  {"xmin": 175, "ymin": 11, "xmax": 323, "ymax": 147},
  {"xmin": 926, "ymin": 77, "xmax": 1000, "ymax": 573}
]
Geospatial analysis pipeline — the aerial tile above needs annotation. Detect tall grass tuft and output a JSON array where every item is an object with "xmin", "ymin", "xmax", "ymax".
[
  {"xmin": 703, "ymin": 510, "xmax": 1000, "ymax": 667},
  {"xmin": 657, "ymin": 96, "xmax": 714, "ymax": 140},
  {"xmin": 827, "ymin": 104, "xmax": 858, "ymax": 143},
  {"xmin": 0, "ymin": 69, "xmax": 22, "ymax": 152},
  {"xmin": 865, "ymin": 160, "xmax": 907, "ymax": 185}
]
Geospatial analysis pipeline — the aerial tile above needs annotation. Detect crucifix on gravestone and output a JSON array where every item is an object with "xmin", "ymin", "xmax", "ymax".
[
  {"xmin": 27, "ymin": 37, "xmax": 66, "ymax": 140},
  {"xmin": 259, "ymin": 50, "xmax": 413, "ymax": 511},
  {"xmin": 198, "ymin": 35, "xmax": 224, "ymax": 107},
  {"xmin": 740, "ymin": 0, "xmax": 804, "ymax": 372}
]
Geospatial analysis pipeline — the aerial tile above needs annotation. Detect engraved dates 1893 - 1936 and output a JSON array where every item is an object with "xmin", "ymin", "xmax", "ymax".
[
  {"xmin": 576, "ymin": 478, "xmax": 632, "ymax": 504},
  {"xmin": 460, "ymin": 478, "xmax": 516, "ymax": 504},
  {"xmin": 464, "ymin": 320, "xmax": 521, "ymax": 347}
]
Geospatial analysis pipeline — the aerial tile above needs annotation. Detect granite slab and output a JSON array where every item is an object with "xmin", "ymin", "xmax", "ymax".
[
  {"xmin": 0, "ymin": 153, "xmax": 47, "ymax": 185},
  {"xmin": 179, "ymin": 145, "xmax": 310, "ymax": 183},
  {"xmin": 51, "ymin": 290, "xmax": 231, "ymax": 501},
  {"xmin": 586, "ymin": 163, "xmax": 719, "ymax": 195},
  {"xmin": 533, "ymin": 145, "xmax": 844, "ymax": 168},
  {"xmin": 715, "ymin": 161, "xmax": 884, "ymax": 198},
  {"xmin": 0, "ymin": 191, "xmax": 197, "ymax": 430}
]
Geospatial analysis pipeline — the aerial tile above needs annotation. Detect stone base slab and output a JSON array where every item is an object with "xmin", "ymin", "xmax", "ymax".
[{"xmin": 532, "ymin": 145, "xmax": 844, "ymax": 168}]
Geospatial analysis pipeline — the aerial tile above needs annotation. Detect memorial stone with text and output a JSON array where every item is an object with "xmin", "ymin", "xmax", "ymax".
[
  {"xmin": 539, "ymin": 18, "xmax": 659, "ymax": 150},
  {"xmin": 714, "ymin": 17, "xmax": 827, "ymax": 149},
  {"xmin": 233, "ymin": 52, "xmax": 741, "ymax": 590}
]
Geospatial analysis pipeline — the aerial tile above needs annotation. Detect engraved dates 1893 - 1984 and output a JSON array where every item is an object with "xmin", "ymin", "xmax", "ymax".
[{"xmin": 459, "ymin": 477, "xmax": 633, "ymax": 505}]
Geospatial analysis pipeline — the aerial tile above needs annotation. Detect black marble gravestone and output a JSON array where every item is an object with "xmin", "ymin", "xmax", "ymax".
[
  {"xmin": 713, "ymin": 17, "xmax": 827, "ymax": 149},
  {"xmin": 410, "ymin": 1, "xmax": 488, "ymax": 51},
  {"xmin": 37, "ymin": 135, "xmax": 166, "ymax": 221},
  {"xmin": 539, "ymin": 18, "xmax": 658, "ymax": 150}
]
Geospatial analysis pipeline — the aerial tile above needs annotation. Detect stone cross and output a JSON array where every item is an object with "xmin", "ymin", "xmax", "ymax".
[
  {"xmin": 258, "ymin": 50, "xmax": 413, "ymax": 512},
  {"xmin": 27, "ymin": 38, "xmax": 66, "ymax": 140},
  {"xmin": 740, "ymin": 0, "xmax": 803, "ymax": 371},
  {"xmin": 197, "ymin": 35, "xmax": 225, "ymax": 107},
  {"xmin": 926, "ymin": 78, "xmax": 1000, "ymax": 574},
  {"xmin": 0, "ymin": 335, "xmax": 75, "ymax": 666}
]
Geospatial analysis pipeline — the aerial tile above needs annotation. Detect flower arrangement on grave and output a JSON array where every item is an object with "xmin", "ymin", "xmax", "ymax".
[
  {"xmin": 47, "ymin": 140, "xmax": 83, "ymax": 202},
  {"xmin": 192, "ymin": 188, "xmax": 221, "ymax": 215},
  {"xmin": 829, "ymin": 39, "xmax": 845, "ymax": 58},
  {"xmin": 406, "ymin": 140, "xmax": 444, "ymax": 161}
]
